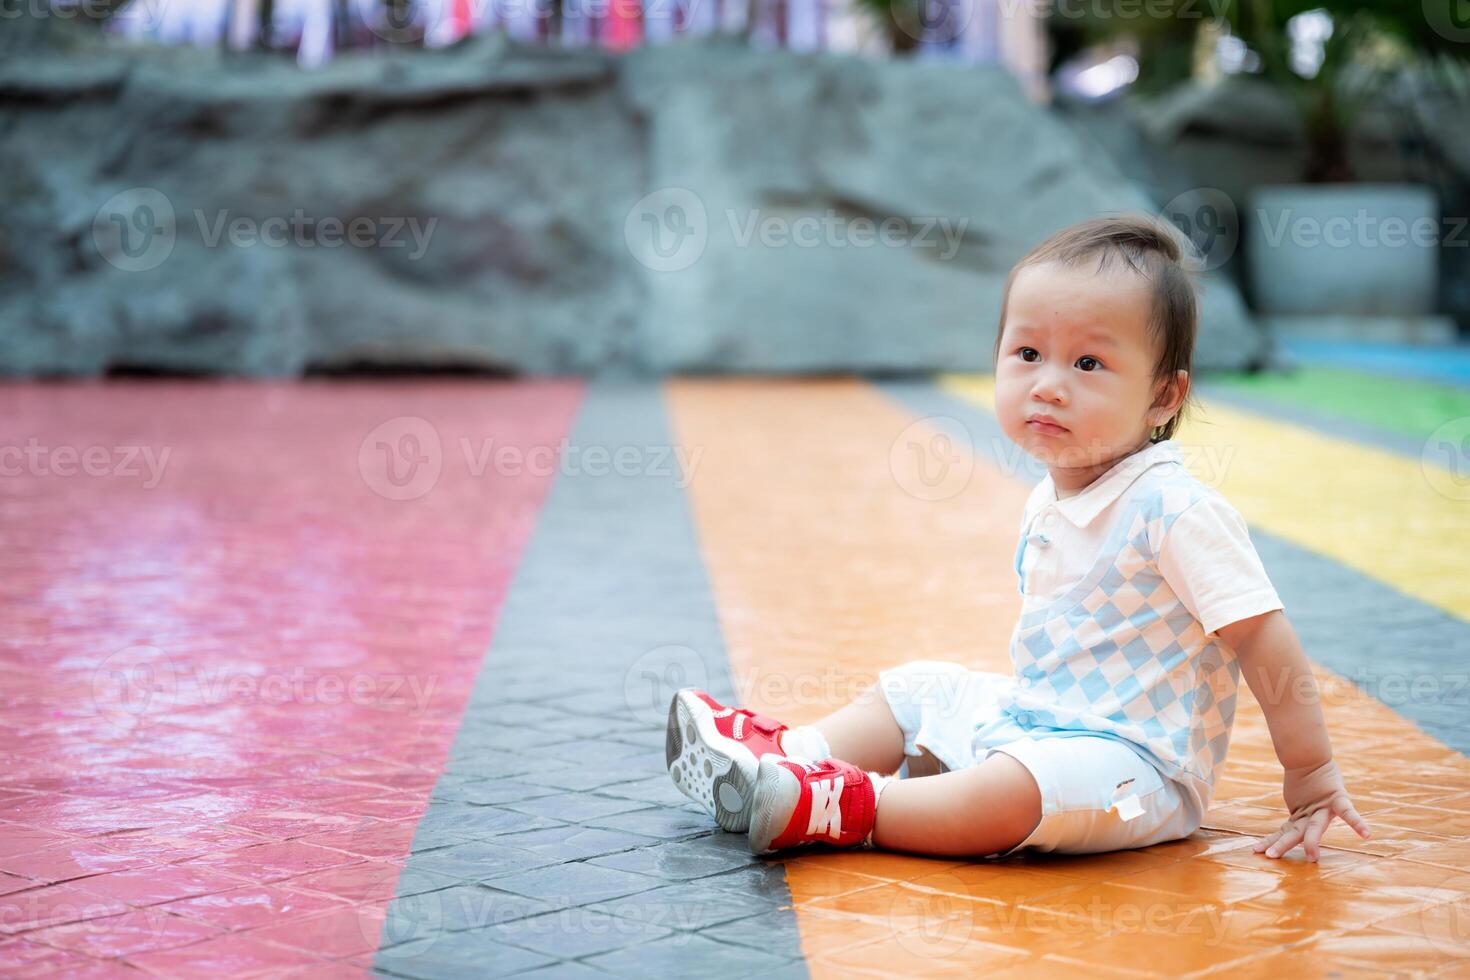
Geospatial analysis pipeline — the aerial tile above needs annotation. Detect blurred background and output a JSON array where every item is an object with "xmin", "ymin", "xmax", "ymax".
[{"xmin": 4, "ymin": 0, "xmax": 1469, "ymax": 377}]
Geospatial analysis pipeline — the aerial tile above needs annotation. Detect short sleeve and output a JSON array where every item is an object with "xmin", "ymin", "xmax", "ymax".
[{"xmin": 1156, "ymin": 494, "xmax": 1284, "ymax": 636}]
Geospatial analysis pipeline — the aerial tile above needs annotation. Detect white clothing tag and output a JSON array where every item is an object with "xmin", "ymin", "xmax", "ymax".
[{"xmin": 1110, "ymin": 778, "xmax": 1145, "ymax": 822}]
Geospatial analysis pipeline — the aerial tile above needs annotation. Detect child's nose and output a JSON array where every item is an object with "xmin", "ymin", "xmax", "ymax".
[{"xmin": 1031, "ymin": 377, "xmax": 1067, "ymax": 404}]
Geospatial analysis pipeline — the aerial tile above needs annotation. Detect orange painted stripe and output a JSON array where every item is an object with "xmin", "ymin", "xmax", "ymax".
[
  {"xmin": 667, "ymin": 377, "xmax": 1470, "ymax": 977},
  {"xmin": 667, "ymin": 377, "xmax": 1035, "ymax": 972},
  {"xmin": 666, "ymin": 376, "xmax": 1023, "ymax": 707}
]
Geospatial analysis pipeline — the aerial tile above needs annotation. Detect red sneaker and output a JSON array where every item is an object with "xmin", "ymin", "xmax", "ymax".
[
  {"xmin": 748, "ymin": 756, "xmax": 877, "ymax": 855},
  {"xmin": 666, "ymin": 688, "xmax": 789, "ymax": 833}
]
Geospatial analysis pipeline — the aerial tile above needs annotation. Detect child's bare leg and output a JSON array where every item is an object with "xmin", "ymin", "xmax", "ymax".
[
  {"xmin": 808, "ymin": 686, "xmax": 906, "ymax": 775},
  {"xmin": 871, "ymin": 751, "xmax": 1043, "ymax": 857}
]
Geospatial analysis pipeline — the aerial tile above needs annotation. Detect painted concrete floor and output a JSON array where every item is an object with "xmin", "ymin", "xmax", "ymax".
[{"xmin": 2, "ymin": 346, "xmax": 1469, "ymax": 977}]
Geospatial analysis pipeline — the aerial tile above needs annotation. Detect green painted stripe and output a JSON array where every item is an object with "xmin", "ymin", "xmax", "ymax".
[{"xmin": 1206, "ymin": 365, "xmax": 1470, "ymax": 441}]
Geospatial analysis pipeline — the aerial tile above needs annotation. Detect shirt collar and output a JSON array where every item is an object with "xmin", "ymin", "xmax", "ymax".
[{"xmin": 1040, "ymin": 440, "xmax": 1185, "ymax": 528}]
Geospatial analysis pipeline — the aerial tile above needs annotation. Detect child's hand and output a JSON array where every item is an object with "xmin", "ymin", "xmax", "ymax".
[{"xmin": 1253, "ymin": 758, "xmax": 1372, "ymax": 862}]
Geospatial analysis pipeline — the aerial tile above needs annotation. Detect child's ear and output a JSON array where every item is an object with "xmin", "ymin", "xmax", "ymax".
[
  {"xmin": 1146, "ymin": 371, "xmax": 1189, "ymax": 430},
  {"xmin": 1155, "ymin": 370, "xmax": 1189, "ymax": 415}
]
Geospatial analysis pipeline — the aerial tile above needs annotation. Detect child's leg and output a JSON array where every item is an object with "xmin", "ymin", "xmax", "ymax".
[
  {"xmin": 871, "ymin": 751, "xmax": 1042, "ymax": 858},
  {"xmin": 808, "ymin": 685, "xmax": 906, "ymax": 775}
]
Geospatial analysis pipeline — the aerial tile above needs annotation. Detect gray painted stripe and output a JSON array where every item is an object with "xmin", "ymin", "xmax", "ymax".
[
  {"xmin": 876, "ymin": 380, "xmax": 1470, "ymax": 757},
  {"xmin": 375, "ymin": 383, "xmax": 806, "ymax": 978}
]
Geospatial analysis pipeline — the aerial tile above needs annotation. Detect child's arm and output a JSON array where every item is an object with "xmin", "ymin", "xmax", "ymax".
[{"xmin": 1216, "ymin": 609, "xmax": 1374, "ymax": 862}]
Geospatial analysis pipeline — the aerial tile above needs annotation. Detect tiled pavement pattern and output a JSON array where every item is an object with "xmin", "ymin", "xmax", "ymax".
[
  {"xmin": 374, "ymin": 385, "xmax": 806, "ymax": 979},
  {"xmin": 0, "ymin": 348, "xmax": 1467, "ymax": 977},
  {"xmin": 0, "ymin": 381, "xmax": 585, "ymax": 975}
]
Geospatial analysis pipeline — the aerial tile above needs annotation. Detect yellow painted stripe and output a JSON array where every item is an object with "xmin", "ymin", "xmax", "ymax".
[{"xmin": 940, "ymin": 373, "xmax": 1470, "ymax": 623}]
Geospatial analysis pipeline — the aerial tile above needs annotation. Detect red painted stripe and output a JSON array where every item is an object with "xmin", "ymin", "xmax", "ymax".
[{"xmin": 0, "ymin": 380, "xmax": 583, "ymax": 969}]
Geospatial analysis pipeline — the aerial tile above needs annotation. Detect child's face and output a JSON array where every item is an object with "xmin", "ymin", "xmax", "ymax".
[{"xmin": 994, "ymin": 261, "xmax": 1182, "ymax": 488}]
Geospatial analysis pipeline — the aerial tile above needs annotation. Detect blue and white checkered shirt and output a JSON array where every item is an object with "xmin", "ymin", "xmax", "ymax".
[{"xmin": 985, "ymin": 439, "xmax": 1285, "ymax": 817}]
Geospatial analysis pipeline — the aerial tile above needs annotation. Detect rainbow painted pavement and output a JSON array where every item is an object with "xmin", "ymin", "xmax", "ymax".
[{"xmin": 2, "ymin": 340, "xmax": 1469, "ymax": 977}]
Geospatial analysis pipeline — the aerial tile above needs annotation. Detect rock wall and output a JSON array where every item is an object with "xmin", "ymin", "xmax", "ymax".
[{"xmin": 0, "ymin": 34, "xmax": 1268, "ymax": 376}]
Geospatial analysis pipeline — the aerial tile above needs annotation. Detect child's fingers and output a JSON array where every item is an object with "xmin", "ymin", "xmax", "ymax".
[
  {"xmin": 1336, "ymin": 799, "xmax": 1372, "ymax": 839},
  {"xmin": 1265, "ymin": 824, "xmax": 1305, "ymax": 859},
  {"xmin": 1252, "ymin": 829, "xmax": 1282, "ymax": 853},
  {"xmin": 1303, "ymin": 810, "xmax": 1330, "ymax": 861}
]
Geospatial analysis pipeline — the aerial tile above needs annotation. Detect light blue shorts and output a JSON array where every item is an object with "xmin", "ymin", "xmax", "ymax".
[{"xmin": 878, "ymin": 660, "xmax": 1202, "ymax": 858}]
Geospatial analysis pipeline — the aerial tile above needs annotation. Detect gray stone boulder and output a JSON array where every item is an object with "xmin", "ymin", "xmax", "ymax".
[
  {"xmin": 624, "ymin": 43, "xmax": 1263, "ymax": 373},
  {"xmin": 0, "ymin": 33, "xmax": 1266, "ymax": 376}
]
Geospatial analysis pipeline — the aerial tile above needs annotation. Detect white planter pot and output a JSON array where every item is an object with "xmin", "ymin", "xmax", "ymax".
[{"xmin": 1246, "ymin": 184, "xmax": 1439, "ymax": 316}]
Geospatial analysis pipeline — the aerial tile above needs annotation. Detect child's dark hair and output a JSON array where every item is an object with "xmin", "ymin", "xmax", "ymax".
[{"xmin": 993, "ymin": 213, "xmax": 1198, "ymax": 444}]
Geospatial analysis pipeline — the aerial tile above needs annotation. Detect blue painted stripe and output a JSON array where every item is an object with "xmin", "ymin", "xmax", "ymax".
[{"xmin": 1281, "ymin": 337, "xmax": 1470, "ymax": 388}]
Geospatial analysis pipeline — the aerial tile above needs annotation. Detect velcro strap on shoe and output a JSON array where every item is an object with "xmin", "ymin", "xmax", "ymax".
[{"xmin": 743, "ymin": 712, "xmax": 785, "ymax": 736}]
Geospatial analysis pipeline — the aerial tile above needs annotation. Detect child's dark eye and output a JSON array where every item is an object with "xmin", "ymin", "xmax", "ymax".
[
  {"xmin": 1018, "ymin": 348, "xmax": 1039, "ymax": 362},
  {"xmin": 1076, "ymin": 356, "xmax": 1102, "ymax": 372}
]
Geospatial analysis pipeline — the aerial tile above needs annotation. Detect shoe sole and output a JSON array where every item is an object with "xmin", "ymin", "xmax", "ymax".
[
  {"xmin": 665, "ymin": 689, "xmax": 759, "ymax": 833},
  {"xmin": 747, "ymin": 756, "xmax": 802, "ymax": 855}
]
